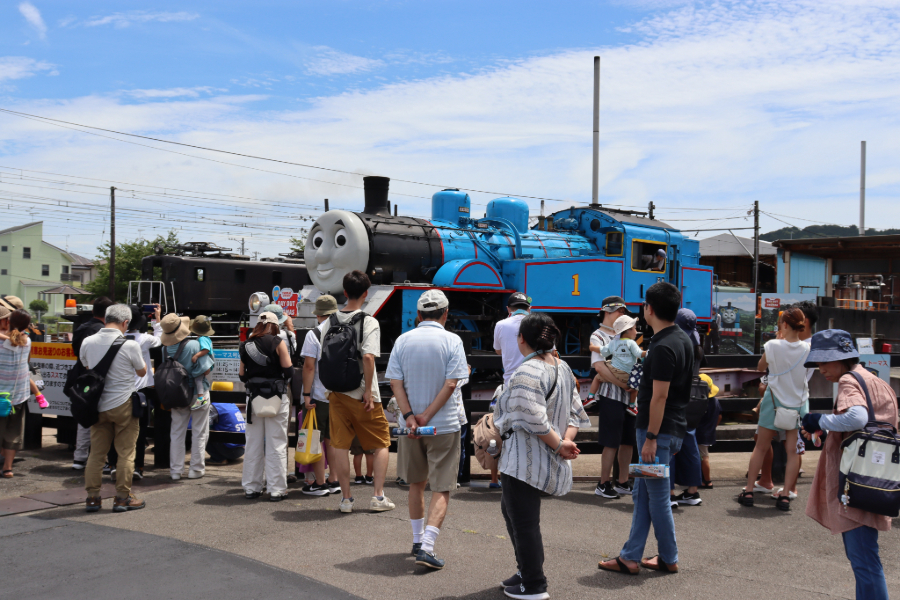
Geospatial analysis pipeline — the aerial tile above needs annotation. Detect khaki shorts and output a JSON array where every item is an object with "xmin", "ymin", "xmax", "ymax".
[
  {"xmin": 605, "ymin": 362, "xmax": 632, "ymax": 386},
  {"xmin": 398, "ymin": 431, "xmax": 461, "ymax": 493},
  {"xmin": 0, "ymin": 405, "xmax": 26, "ymax": 451},
  {"xmin": 328, "ymin": 391, "xmax": 391, "ymax": 452}
]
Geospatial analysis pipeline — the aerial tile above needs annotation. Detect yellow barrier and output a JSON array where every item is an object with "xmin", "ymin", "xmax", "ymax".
[{"xmin": 211, "ymin": 381, "xmax": 234, "ymax": 391}]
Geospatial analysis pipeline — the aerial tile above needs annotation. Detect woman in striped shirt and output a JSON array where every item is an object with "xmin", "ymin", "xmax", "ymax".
[{"xmin": 494, "ymin": 313, "xmax": 590, "ymax": 600}]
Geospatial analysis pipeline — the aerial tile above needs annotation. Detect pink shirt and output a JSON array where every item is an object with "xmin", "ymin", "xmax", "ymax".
[{"xmin": 805, "ymin": 365, "xmax": 899, "ymax": 534}]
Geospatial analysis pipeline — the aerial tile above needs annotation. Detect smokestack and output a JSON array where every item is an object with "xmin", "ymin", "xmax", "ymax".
[
  {"xmin": 860, "ymin": 141, "xmax": 866, "ymax": 236},
  {"xmin": 363, "ymin": 176, "xmax": 391, "ymax": 216},
  {"xmin": 591, "ymin": 56, "xmax": 600, "ymax": 207}
]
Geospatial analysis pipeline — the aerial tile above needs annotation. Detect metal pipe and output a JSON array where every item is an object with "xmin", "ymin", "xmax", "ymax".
[
  {"xmin": 860, "ymin": 141, "xmax": 866, "ymax": 236},
  {"xmin": 592, "ymin": 56, "xmax": 600, "ymax": 206}
]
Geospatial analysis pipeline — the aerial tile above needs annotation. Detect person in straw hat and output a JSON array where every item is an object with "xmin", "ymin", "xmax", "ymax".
[{"xmin": 159, "ymin": 313, "xmax": 214, "ymax": 481}]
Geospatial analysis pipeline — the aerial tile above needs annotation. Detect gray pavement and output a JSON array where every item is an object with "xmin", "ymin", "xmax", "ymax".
[{"xmin": 1, "ymin": 437, "xmax": 898, "ymax": 599}]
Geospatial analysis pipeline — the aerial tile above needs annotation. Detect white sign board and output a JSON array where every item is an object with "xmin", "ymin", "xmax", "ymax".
[
  {"xmin": 212, "ymin": 349, "xmax": 241, "ymax": 384},
  {"xmin": 27, "ymin": 342, "xmax": 76, "ymax": 416}
]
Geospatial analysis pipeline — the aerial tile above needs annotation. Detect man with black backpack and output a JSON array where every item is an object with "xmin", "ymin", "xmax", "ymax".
[
  {"xmin": 79, "ymin": 304, "xmax": 147, "ymax": 513},
  {"xmin": 320, "ymin": 271, "xmax": 394, "ymax": 514}
]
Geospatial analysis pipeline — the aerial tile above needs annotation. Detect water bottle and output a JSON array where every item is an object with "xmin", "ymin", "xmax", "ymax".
[
  {"xmin": 486, "ymin": 439, "xmax": 500, "ymax": 457},
  {"xmin": 391, "ymin": 426, "xmax": 437, "ymax": 436}
]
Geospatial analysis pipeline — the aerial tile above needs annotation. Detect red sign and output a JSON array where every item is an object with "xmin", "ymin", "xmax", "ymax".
[
  {"xmin": 763, "ymin": 298, "xmax": 781, "ymax": 309},
  {"xmin": 276, "ymin": 287, "xmax": 299, "ymax": 317}
]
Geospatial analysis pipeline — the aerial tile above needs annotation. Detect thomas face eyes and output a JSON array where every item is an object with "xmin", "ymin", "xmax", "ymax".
[
  {"xmin": 313, "ymin": 231, "xmax": 325, "ymax": 248},
  {"xmin": 334, "ymin": 229, "xmax": 347, "ymax": 248}
]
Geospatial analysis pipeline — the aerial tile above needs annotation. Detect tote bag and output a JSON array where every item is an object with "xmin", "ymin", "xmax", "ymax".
[{"xmin": 295, "ymin": 409, "xmax": 323, "ymax": 465}]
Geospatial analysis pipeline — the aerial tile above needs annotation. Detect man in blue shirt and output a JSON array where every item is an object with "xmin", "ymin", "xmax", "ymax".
[
  {"xmin": 388, "ymin": 289, "xmax": 468, "ymax": 571},
  {"xmin": 205, "ymin": 403, "xmax": 246, "ymax": 464}
]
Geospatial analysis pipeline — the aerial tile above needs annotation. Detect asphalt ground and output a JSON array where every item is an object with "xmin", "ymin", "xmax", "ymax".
[{"xmin": 1, "ymin": 435, "xmax": 898, "ymax": 600}]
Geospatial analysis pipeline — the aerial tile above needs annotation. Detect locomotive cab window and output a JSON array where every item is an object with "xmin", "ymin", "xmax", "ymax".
[
  {"xmin": 234, "ymin": 268, "xmax": 246, "ymax": 284},
  {"xmin": 606, "ymin": 232, "xmax": 624, "ymax": 257},
  {"xmin": 194, "ymin": 268, "xmax": 205, "ymax": 282},
  {"xmin": 631, "ymin": 240, "xmax": 667, "ymax": 272}
]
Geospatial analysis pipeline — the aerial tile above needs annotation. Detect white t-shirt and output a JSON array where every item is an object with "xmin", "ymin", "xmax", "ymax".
[
  {"xmin": 79, "ymin": 328, "xmax": 146, "ymax": 413},
  {"xmin": 128, "ymin": 323, "xmax": 162, "ymax": 390},
  {"xmin": 493, "ymin": 313, "xmax": 526, "ymax": 385},
  {"xmin": 590, "ymin": 325, "xmax": 616, "ymax": 366},
  {"xmin": 320, "ymin": 310, "xmax": 381, "ymax": 401},
  {"xmin": 763, "ymin": 338, "xmax": 811, "ymax": 408},
  {"xmin": 300, "ymin": 324, "xmax": 327, "ymax": 402}
]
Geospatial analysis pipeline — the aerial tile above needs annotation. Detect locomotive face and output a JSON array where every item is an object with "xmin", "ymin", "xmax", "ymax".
[
  {"xmin": 720, "ymin": 306, "xmax": 739, "ymax": 326},
  {"xmin": 305, "ymin": 210, "xmax": 370, "ymax": 294}
]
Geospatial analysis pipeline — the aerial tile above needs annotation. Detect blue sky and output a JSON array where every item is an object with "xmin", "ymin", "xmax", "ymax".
[{"xmin": 2, "ymin": 1, "xmax": 900, "ymax": 258}]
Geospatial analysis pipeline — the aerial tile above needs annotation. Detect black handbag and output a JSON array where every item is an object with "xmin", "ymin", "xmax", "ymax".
[{"xmin": 685, "ymin": 376, "xmax": 710, "ymax": 431}]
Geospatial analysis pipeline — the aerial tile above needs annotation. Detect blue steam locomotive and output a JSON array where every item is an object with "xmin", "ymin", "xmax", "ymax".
[{"xmin": 294, "ymin": 176, "xmax": 713, "ymax": 352}]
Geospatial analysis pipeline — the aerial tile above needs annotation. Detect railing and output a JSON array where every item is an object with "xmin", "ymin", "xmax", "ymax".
[{"xmin": 835, "ymin": 298, "xmax": 888, "ymax": 311}]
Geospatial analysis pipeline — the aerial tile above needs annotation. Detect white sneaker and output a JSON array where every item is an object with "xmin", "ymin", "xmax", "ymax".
[
  {"xmin": 171, "ymin": 473, "xmax": 182, "ymax": 481},
  {"xmin": 339, "ymin": 497, "xmax": 354, "ymax": 513},
  {"xmin": 370, "ymin": 495, "xmax": 396, "ymax": 512},
  {"xmin": 188, "ymin": 470, "xmax": 204, "ymax": 479}
]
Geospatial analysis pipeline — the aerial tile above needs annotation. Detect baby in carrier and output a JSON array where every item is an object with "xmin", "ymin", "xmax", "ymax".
[{"xmin": 599, "ymin": 315, "xmax": 646, "ymax": 410}]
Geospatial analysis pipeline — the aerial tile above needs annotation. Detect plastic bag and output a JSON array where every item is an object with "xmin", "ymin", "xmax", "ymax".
[{"xmin": 294, "ymin": 408, "xmax": 323, "ymax": 465}]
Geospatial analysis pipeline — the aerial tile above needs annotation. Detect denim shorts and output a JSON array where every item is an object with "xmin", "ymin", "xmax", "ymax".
[{"xmin": 757, "ymin": 389, "xmax": 808, "ymax": 433}]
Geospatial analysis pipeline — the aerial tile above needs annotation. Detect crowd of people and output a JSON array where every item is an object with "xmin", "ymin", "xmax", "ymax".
[{"xmin": 0, "ymin": 275, "xmax": 894, "ymax": 600}]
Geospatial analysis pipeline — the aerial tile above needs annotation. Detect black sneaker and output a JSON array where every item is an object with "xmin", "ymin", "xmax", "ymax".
[
  {"xmin": 102, "ymin": 463, "xmax": 111, "ymax": 475},
  {"xmin": 72, "ymin": 460, "xmax": 86, "ymax": 471},
  {"xmin": 411, "ymin": 542, "xmax": 422, "ymax": 556},
  {"xmin": 670, "ymin": 497, "xmax": 680, "ymax": 509},
  {"xmin": 353, "ymin": 475, "xmax": 366, "ymax": 485},
  {"xmin": 582, "ymin": 396, "xmax": 597, "ymax": 410},
  {"xmin": 326, "ymin": 480, "xmax": 342, "ymax": 494},
  {"xmin": 503, "ymin": 583, "xmax": 549, "ymax": 600},
  {"xmin": 245, "ymin": 491, "xmax": 262, "ymax": 500},
  {"xmin": 364, "ymin": 475, "xmax": 374, "ymax": 485},
  {"xmin": 302, "ymin": 482, "xmax": 330, "ymax": 496},
  {"xmin": 594, "ymin": 481, "xmax": 619, "ymax": 499},
  {"xmin": 613, "ymin": 481, "xmax": 633, "ymax": 495},
  {"xmin": 133, "ymin": 469, "xmax": 143, "ymax": 481},
  {"xmin": 501, "ymin": 571, "xmax": 523, "ymax": 588},
  {"xmin": 673, "ymin": 490, "xmax": 702, "ymax": 506}
]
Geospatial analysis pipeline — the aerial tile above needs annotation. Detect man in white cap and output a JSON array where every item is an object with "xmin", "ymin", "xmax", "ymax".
[
  {"xmin": 641, "ymin": 248, "xmax": 667, "ymax": 271},
  {"xmin": 388, "ymin": 289, "xmax": 468, "ymax": 570}
]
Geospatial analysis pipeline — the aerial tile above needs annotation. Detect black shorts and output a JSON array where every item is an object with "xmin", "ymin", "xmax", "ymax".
[
  {"xmin": 596, "ymin": 397, "xmax": 636, "ymax": 449},
  {"xmin": 313, "ymin": 401, "xmax": 330, "ymax": 441}
]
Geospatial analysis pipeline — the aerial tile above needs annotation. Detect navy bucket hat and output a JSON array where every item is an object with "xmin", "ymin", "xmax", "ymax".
[
  {"xmin": 675, "ymin": 308, "xmax": 701, "ymax": 346},
  {"xmin": 804, "ymin": 329, "xmax": 859, "ymax": 367}
]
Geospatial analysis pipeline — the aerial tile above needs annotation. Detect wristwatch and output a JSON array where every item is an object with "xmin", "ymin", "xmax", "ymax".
[
  {"xmin": 403, "ymin": 411, "xmax": 415, "ymax": 421},
  {"xmin": 303, "ymin": 393, "xmax": 311, "ymax": 397},
  {"xmin": 646, "ymin": 431, "xmax": 658, "ymax": 440}
]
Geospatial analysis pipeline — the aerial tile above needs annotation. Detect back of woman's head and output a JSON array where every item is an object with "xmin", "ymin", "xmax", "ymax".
[
  {"xmin": 780, "ymin": 307, "xmax": 806, "ymax": 332},
  {"xmin": 8, "ymin": 309, "xmax": 32, "ymax": 347},
  {"xmin": 519, "ymin": 313, "xmax": 559, "ymax": 352},
  {"xmin": 249, "ymin": 321, "xmax": 280, "ymax": 339}
]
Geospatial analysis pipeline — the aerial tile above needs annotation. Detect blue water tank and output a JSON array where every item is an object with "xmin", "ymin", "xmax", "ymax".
[
  {"xmin": 486, "ymin": 197, "xmax": 529, "ymax": 232},
  {"xmin": 432, "ymin": 189, "xmax": 471, "ymax": 223}
]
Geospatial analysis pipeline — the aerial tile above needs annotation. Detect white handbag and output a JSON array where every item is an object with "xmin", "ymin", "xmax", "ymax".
[
  {"xmin": 251, "ymin": 395, "xmax": 282, "ymax": 418},
  {"xmin": 772, "ymin": 397, "xmax": 801, "ymax": 430}
]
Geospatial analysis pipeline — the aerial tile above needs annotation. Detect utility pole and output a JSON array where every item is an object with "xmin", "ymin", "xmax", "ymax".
[
  {"xmin": 109, "ymin": 186, "xmax": 116, "ymax": 299},
  {"xmin": 591, "ymin": 56, "xmax": 600, "ymax": 206},
  {"xmin": 860, "ymin": 141, "xmax": 866, "ymax": 236},
  {"xmin": 753, "ymin": 200, "xmax": 761, "ymax": 354},
  {"xmin": 648, "ymin": 201, "xmax": 655, "ymax": 220}
]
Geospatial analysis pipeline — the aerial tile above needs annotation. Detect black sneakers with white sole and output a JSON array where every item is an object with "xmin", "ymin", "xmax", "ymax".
[
  {"xmin": 673, "ymin": 490, "xmax": 702, "ymax": 506},
  {"xmin": 594, "ymin": 481, "xmax": 620, "ymax": 499}
]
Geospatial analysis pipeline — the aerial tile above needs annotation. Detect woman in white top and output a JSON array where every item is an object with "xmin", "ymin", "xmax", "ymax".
[
  {"xmin": 739, "ymin": 307, "xmax": 810, "ymax": 511},
  {"xmin": 0, "ymin": 309, "xmax": 32, "ymax": 478},
  {"xmin": 493, "ymin": 313, "xmax": 590, "ymax": 600}
]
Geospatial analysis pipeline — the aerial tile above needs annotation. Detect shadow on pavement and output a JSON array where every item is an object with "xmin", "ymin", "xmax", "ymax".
[
  {"xmin": 272, "ymin": 508, "xmax": 347, "ymax": 523},
  {"xmin": 334, "ymin": 552, "xmax": 432, "ymax": 577},
  {"xmin": 578, "ymin": 570, "xmax": 656, "ymax": 589},
  {"xmin": 432, "ymin": 588, "xmax": 506, "ymax": 599},
  {"xmin": 194, "ymin": 491, "xmax": 252, "ymax": 507},
  {"xmin": 724, "ymin": 506, "xmax": 794, "ymax": 519}
]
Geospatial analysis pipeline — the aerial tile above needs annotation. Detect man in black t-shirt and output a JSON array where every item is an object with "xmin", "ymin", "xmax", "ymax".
[{"xmin": 599, "ymin": 282, "xmax": 693, "ymax": 576}]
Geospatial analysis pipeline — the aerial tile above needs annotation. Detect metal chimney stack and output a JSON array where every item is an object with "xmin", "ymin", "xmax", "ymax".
[{"xmin": 591, "ymin": 56, "xmax": 600, "ymax": 207}]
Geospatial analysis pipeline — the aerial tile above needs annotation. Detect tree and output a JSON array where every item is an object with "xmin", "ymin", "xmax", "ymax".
[
  {"xmin": 288, "ymin": 229, "xmax": 308, "ymax": 254},
  {"xmin": 85, "ymin": 230, "xmax": 180, "ymax": 302},
  {"xmin": 29, "ymin": 299, "xmax": 49, "ymax": 321}
]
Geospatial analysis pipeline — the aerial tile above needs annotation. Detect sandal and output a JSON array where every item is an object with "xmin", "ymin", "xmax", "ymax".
[
  {"xmin": 775, "ymin": 495, "xmax": 791, "ymax": 511},
  {"xmin": 641, "ymin": 556, "xmax": 679, "ymax": 573},
  {"xmin": 1, "ymin": 470, "xmax": 12, "ymax": 478},
  {"xmin": 700, "ymin": 480, "xmax": 714, "ymax": 489},
  {"xmin": 737, "ymin": 490, "xmax": 754, "ymax": 507},
  {"xmin": 598, "ymin": 556, "xmax": 640, "ymax": 575}
]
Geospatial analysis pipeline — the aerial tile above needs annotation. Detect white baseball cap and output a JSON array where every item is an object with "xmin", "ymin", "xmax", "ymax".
[{"xmin": 417, "ymin": 289, "xmax": 449, "ymax": 311}]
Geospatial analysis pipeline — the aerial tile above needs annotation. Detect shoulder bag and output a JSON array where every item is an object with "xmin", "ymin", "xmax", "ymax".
[
  {"xmin": 243, "ymin": 338, "xmax": 285, "ymax": 422},
  {"xmin": 838, "ymin": 371, "xmax": 900, "ymax": 517}
]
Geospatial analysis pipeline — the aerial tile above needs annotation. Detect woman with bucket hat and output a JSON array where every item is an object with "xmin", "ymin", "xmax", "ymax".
[
  {"xmin": 159, "ymin": 313, "xmax": 215, "ymax": 480},
  {"xmin": 801, "ymin": 329, "xmax": 898, "ymax": 600}
]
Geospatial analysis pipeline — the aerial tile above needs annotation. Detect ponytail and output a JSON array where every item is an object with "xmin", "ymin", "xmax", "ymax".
[{"xmin": 519, "ymin": 313, "xmax": 559, "ymax": 353}]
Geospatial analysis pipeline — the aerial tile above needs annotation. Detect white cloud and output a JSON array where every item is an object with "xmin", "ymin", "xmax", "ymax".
[
  {"xmin": 303, "ymin": 46, "xmax": 384, "ymax": 76},
  {"xmin": 0, "ymin": 56, "xmax": 54, "ymax": 82},
  {"xmin": 123, "ymin": 87, "xmax": 223, "ymax": 99},
  {"xmin": 81, "ymin": 11, "xmax": 198, "ymax": 28},
  {"xmin": 18, "ymin": 2, "xmax": 47, "ymax": 39},
  {"xmin": 3, "ymin": 0, "xmax": 900, "ymax": 257}
]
